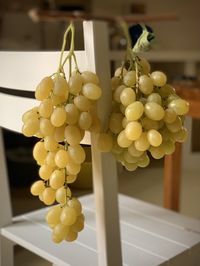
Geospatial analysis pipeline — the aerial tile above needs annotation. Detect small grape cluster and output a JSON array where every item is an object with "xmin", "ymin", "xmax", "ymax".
[
  {"xmin": 97, "ymin": 56, "xmax": 189, "ymax": 171},
  {"xmin": 46, "ymin": 198, "xmax": 85, "ymax": 243}
]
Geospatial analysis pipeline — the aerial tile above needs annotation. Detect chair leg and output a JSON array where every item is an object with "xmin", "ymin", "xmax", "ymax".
[
  {"xmin": 0, "ymin": 235, "xmax": 14, "ymax": 266},
  {"xmin": 164, "ymin": 142, "xmax": 182, "ymax": 211}
]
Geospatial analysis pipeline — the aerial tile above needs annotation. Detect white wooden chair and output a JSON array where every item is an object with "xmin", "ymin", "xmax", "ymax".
[{"xmin": 0, "ymin": 21, "xmax": 200, "ymax": 266}]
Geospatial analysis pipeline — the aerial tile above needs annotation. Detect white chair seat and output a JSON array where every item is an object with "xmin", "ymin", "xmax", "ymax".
[{"xmin": 2, "ymin": 194, "xmax": 200, "ymax": 266}]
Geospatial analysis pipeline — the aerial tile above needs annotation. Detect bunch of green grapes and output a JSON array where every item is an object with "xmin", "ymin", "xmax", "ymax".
[
  {"xmin": 101, "ymin": 56, "xmax": 189, "ymax": 171},
  {"xmin": 22, "ymin": 22, "xmax": 102, "ymax": 243}
]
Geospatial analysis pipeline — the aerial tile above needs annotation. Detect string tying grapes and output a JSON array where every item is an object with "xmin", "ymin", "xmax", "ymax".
[
  {"xmin": 97, "ymin": 22, "xmax": 189, "ymax": 172},
  {"xmin": 22, "ymin": 22, "xmax": 103, "ymax": 243}
]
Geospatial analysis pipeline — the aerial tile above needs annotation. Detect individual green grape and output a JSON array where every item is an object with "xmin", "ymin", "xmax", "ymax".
[
  {"xmin": 166, "ymin": 116, "xmax": 182, "ymax": 133},
  {"xmin": 147, "ymin": 93, "xmax": 162, "ymax": 105},
  {"xmin": 114, "ymin": 67, "xmax": 128, "ymax": 77},
  {"xmin": 64, "ymin": 125, "xmax": 82, "ymax": 146},
  {"xmin": 69, "ymin": 73, "xmax": 83, "ymax": 95},
  {"xmin": 137, "ymin": 56, "xmax": 151, "ymax": 74},
  {"xmin": 113, "ymin": 85, "xmax": 125, "ymax": 103},
  {"xmin": 81, "ymin": 71, "xmax": 99, "ymax": 84},
  {"xmin": 56, "ymin": 186, "xmax": 71, "ymax": 204},
  {"xmin": 150, "ymin": 71, "xmax": 167, "ymax": 87},
  {"xmin": 74, "ymin": 95, "xmax": 91, "ymax": 111},
  {"xmin": 124, "ymin": 121, "xmax": 142, "ymax": 141},
  {"xmin": 120, "ymin": 87, "xmax": 136, "ymax": 106},
  {"xmin": 44, "ymin": 136, "xmax": 58, "ymax": 152},
  {"xmin": 82, "ymin": 83, "xmax": 102, "ymax": 100},
  {"xmin": 138, "ymin": 75, "xmax": 153, "ymax": 95},
  {"xmin": 30, "ymin": 180, "xmax": 45, "ymax": 196},
  {"xmin": 65, "ymin": 103, "xmax": 79, "ymax": 125},
  {"xmin": 35, "ymin": 77, "xmax": 53, "ymax": 100},
  {"xmin": 33, "ymin": 141, "xmax": 47, "ymax": 164},
  {"xmin": 65, "ymin": 230, "xmax": 78, "ymax": 242},
  {"xmin": 50, "ymin": 169, "xmax": 65, "ymax": 189},
  {"xmin": 51, "ymin": 107, "xmax": 67, "ymax": 127},
  {"xmin": 125, "ymin": 101, "xmax": 144, "ymax": 121},
  {"xmin": 134, "ymin": 132, "xmax": 150, "ymax": 151},
  {"xmin": 54, "ymin": 125, "xmax": 66, "ymax": 142},
  {"xmin": 22, "ymin": 107, "xmax": 39, "ymax": 123},
  {"xmin": 39, "ymin": 164, "xmax": 54, "ymax": 180},
  {"xmin": 144, "ymin": 102, "xmax": 165, "ymax": 121},
  {"xmin": 39, "ymin": 99, "xmax": 54, "ymax": 118},
  {"xmin": 68, "ymin": 145, "xmax": 86, "ymax": 164},
  {"xmin": 147, "ymin": 129, "xmax": 162, "ymax": 147},
  {"xmin": 55, "ymin": 149, "xmax": 69, "ymax": 168},
  {"xmin": 53, "ymin": 75, "xmax": 69, "ymax": 97},
  {"xmin": 123, "ymin": 70, "xmax": 136, "ymax": 87},
  {"xmin": 149, "ymin": 145, "xmax": 165, "ymax": 159},
  {"xmin": 141, "ymin": 117, "xmax": 160, "ymax": 130},
  {"xmin": 46, "ymin": 205, "xmax": 62, "ymax": 225},
  {"xmin": 60, "ymin": 206, "xmax": 77, "ymax": 226},
  {"xmin": 42, "ymin": 187, "xmax": 56, "ymax": 205},
  {"xmin": 128, "ymin": 143, "xmax": 144, "ymax": 157},
  {"xmin": 78, "ymin": 112, "xmax": 92, "ymax": 130},
  {"xmin": 22, "ymin": 118, "xmax": 40, "ymax": 137},
  {"xmin": 117, "ymin": 130, "xmax": 132, "ymax": 148},
  {"xmin": 163, "ymin": 108, "xmax": 177, "ymax": 124},
  {"xmin": 40, "ymin": 118, "xmax": 55, "ymax": 136},
  {"xmin": 168, "ymin": 99, "xmax": 189, "ymax": 115},
  {"xmin": 66, "ymin": 161, "xmax": 81, "ymax": 175},
  {"xmin": 159, "ymin": 84, "xmax": 175, "ymax": 98},
  {"xmin": 68, "ymin": 198, "xmax": 82, "ymax": 215}
]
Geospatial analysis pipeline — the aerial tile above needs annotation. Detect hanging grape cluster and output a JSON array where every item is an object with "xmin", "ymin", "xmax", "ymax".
[
  {"xmin": 106, "ymin": 55, "xmax": 189, "ymax": 171},
  {"xmin": 22, "ymin": 23, "xmax": 102, "ymax": 243}
]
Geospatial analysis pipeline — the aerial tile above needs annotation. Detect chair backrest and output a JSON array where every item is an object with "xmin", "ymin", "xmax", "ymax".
[{"xmin": 0, "ymin": 21, "xmax": 122, "ymax": 266}]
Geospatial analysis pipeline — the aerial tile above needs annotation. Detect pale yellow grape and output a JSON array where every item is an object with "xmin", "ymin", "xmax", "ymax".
[
  {"xmin": 150, "ymin": 71, "xmax": 167, "ymax": 87},
  {"xmin": 113, "ymin": 85, "xmax": 125, "ymax": 103},
  {"xmin": 78, "ymin": 111, "xmax": 92, "ymax": 130},
  {"xmin": 38, "ymin": 193, "xmax": 44, "ymax": 202},
  {"xmin": 55, "ymin": 149, "xmax": 69, "ymax": 168},
  {"xmin": 120, "ymin": 87, "xmax": 136, "ymax": 106},
  {"xmin": 66, "ymin": 161, "xmax": 81, "ymax": 175},
  {"xmin": 134, "ymin": 132, "xmax": 150, "ymax": 151},
  {"xmin": 138, "ymin": 75, "xmax": 153, "ymax": 95},
  {"xmin": 60, "ymin": 206, "xmax": 77, "ymax": 226},
  {"xmin": 52, "ymin": 233, "xmax": 63, "ymax": 243},
  {"xmin": 56, "ymin": 186, "xmax": 71, "ymax": 204},
  {"xmin": 147, "ymin": 129, "xmax": 162, "ymax": 147},
  {"xmin": 173, "ymin": 127, "xmax": 188, "ymax": 143},
  {"xmin": 109, "ymin": 112, "xmax": 123, "ymax": 134},
  {"xmin": 162, "ymin": 140, "xmax": 175, "ymax": 155},
  {"xmin": 50, "ymin": 169, "xmax": 65, "ymax": 189},
  {"xmin": 53, "ymin": 75, "xmax": 69, "ymax": 97},
  {"xmin": 35, "ymin": 77, "xmax": 53, "ymax": 100},
  {"xmin": 38, "ymin": 99, "xmax": 53, "ymax": 118},
  {"xmin": 53, "ymin": 223, "xmax": 69, "ymax": 240},
  {"xmin": 74, "ymin": 95, "xmax": 91, "ymax": 111},
  {"xmin": 137, "ymin": 154, "xmax": 150, "ymax": 168},
  {"xmin": 51, "ymin": 94, "xmax": 67, "ymax": 105},
  {"xmin": 39, "ymin": 164, "xmax": 54, "ymax": 180},
  {"xmin": 125, "ymin": 121, "xmax": 142, "ymax": 141},
  {"xmin": 97, "ymin": 133, "xmax": 113, "ymax": 152},
  {"xmin": 123, "ymin": 70, "xmax": 136, "ymax": 87},
  {"xmin": 123, "ymin": 150, "xmax": 138, "ymax": 164},
  {"xmin": 124, "ymin": 162, "xmax": 137, "ymax": 171},
  {"xmin": 141, "ymin": 117, "xmax": 159, "ymax": 130},
  {"xmin": 46, "ymin": 151, "xmax": 56, "ymax": 167},
  {"xmin": 65, "ymin": 230, "xmax": 78, "ymax": 242},
  {"xmin": 117, "ymin": 130, "xmax": 132, "ymax": 148},
  {"xmin": 122, "ymin": 117, "xmax": 129, "ymax": 128},
  {"xmin": 46, "ymin": 205, "xmax": 62, "ymax": 225},
  {"xmin": 128, "ymin": 143, "xmax": 144, "ymax": 157},
  {"xmin": 82, "ymin": 83, "xmax": 102, "ymax": 100},
  {"xmin": 44, "ymin": 136, "xmax": 58, "ymax": 151},
  {"xmin": 163, "ymin": 108, "xmax": 177, "ymax": 124},
  {"xmin": 114, "ymin": 67, "xmax": 128, "ymax": 77},
  {"xmin": 81, "ymin": 71, "xmax": 99, "ymax": 84},
  {"xmin": 168, "ymin": 99, "xmax": 189, "ymax": 115},
  {"xmin": 40, "ymin": 118, "xmax": 55, "ymax": 136},
  {"xmin": 42, "ymin": 187, "xmax": 56, "ymax": 205},
  {"xmin": 54, "ymin": 125, "xmax": 65, "ymax": 142},
  {"xmin": 144, "ymin": 102, "xmax": 165, "ymax": 121},
  {"xmin": 69, "ymin": 73, "xmax": 83, "ymax": 95},
  {"xmin": 147, "ymin": 93, "xmax": 162, "ymax": 105},
  {"xmin": 71, "ymin": 215, "xmax": 84, "ymax": 232},
  {"xmin": 66, "ymin": 175, "xmax": 77, "ymax": 184},
  {"xmin": 149, "ymin": 145, "xmax": 165, "ymax": 159},
  {"xmin": 138, "ymin": 57, "xmax": 151, "ymax": 74},
  {"xmin": 159, "ymin": 84, "xmax": 175, "ymax": 98},
  {"xmin": 166, "ymin": 116, "xmax": 182, "ymax": 133},
  {"xmin": 68, "ymin": 198, "xmax": 82, "ymax": 215},
  {"xmin": 22, "ymin": 107, "xmax": 39, "ymax": 123},
  {"xmin": 22, "ymin": 118, "xmax": 40, "ymax": 137},
  {"xmin": 111, "ymin": 76, "xmax": 121, "ymax": 90},
  {"xmin": 68, "ymin": 145, "xmax": 86, "ymax": 164},
  {"xmin": 125, "ymin": 101, "xmax": 144, "ymax": 121},
  {"xmin": 65, "ymin": 103, "xmax": 79, "ymax": 125},
  {"xmin": 167, "ymin": 94, "xmax": 179, "ymax": 104},
  {"xmin": 50, "ymin": 107, "xmax": 66, "ymax": 127},
  {"xmin": 33, "ymin": 141, "xmax": 47, "ymax": 164},
  {"xmin": 30, "ymin": 180, "xmax": 45, "ymax": 196},
  {"xmin": 64, "ymin": 125, "xmax": 82, "ymax": 146}
]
